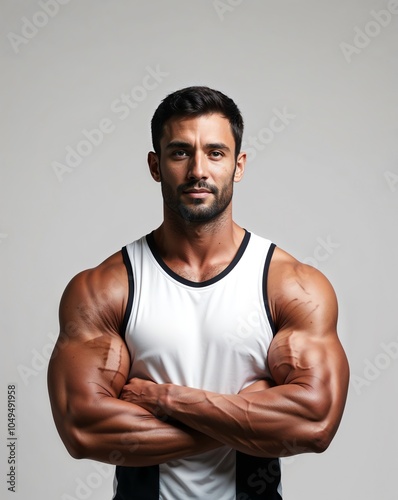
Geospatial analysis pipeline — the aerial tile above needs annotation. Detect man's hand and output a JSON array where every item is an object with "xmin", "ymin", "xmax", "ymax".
[
  {"xmin": 120, "ymin": 378, "xmax": 165, "ymax": 416},
  {"xmin": 120, "ymin": 377, "xmax": 276, "ymax": 418}
]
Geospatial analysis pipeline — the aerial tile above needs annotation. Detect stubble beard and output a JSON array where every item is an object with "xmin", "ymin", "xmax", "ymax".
[{"xmin": 161, "ymin": 179, "xmax": 234, "ymax": 223}]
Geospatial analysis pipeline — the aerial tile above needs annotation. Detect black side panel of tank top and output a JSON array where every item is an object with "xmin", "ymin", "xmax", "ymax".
[
  {"xmin": 262, "ymin": 243, "xmax": 277, "ymax": 336},
  {"xmin": 113, "ymin": 465, "xmax": 159, "ymax": 500},
  {"xmin": 120, "ymin": 246, "xmax": 134, "ymax": 340},
  {"xmin": 236, "ymin": 452, "xmax": 282, "ymax": 499}
]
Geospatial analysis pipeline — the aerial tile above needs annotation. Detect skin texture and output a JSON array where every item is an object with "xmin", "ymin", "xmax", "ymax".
[{"xmin": 48, "ymin": 112, "xmax": 349, "ymax": 467}]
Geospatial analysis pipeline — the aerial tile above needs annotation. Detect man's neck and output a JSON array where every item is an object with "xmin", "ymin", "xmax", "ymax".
[{"xmin": 152, "ymin": 211, "xmax": 245, "ymax": 282}]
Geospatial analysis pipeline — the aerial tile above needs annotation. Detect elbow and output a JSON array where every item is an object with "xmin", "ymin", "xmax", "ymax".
[
  {"xmin": 302, "ymin": 395, "xmax": 342, "ymax": 454},
  {"xmin": 66, "ymin": 439, "xmax": 88, "ymax": 461},
  {"xmin": 50, "ymin": 400, "xmax": 99, "ymax": 461},
  {"xmin": 60, "ymin": 424, "xmax": 91, "ymax": 460},
  {"xmin": 307, "ymin": 422, "xmax": 335, "ymax": 454}
]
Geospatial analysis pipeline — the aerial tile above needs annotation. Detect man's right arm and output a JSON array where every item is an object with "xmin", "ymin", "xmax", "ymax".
[{"xmin": 47, "ymin": 252, "xmax": 220, "ymax": 466}]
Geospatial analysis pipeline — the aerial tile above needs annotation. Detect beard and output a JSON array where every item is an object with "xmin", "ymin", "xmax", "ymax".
[{"xmin": 161, "ymin": 178, "xmax": 234, "ymax": 223}]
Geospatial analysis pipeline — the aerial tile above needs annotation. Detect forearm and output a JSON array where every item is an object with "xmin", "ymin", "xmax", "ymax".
[
  {"xmin": 57, "ymin": 395, "xmax": 221, "ymax": 466},
  {"xmin": 131, "ymin": 383, "xmax": 336, "ymax": 458}
]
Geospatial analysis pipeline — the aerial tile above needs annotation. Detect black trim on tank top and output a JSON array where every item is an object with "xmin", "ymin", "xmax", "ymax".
[
  {"xmin": 262, "ymin": 243, "xmax": 277, "ymax": 336},
  {"xmin": 145, "ymin": 229, "xmax": 251, "ymax": 288},
  {"xmin": 114, "ymin": 464, "xmax": 159, "ymax": 500},
  {"xmin": 120, "ymin": 246, "xmax": 134, "ymax": 340},
  {"xmin": 236, "ymin": 452, "xmax": 282, "ymax": 499}
]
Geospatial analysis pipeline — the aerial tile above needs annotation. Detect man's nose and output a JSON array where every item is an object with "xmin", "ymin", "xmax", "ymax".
[{"xmin": 187, "ymin": 152, "xmax": 208, "ymax": 180}]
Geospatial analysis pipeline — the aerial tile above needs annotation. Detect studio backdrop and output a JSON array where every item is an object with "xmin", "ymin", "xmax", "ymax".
[{"xmin": 1, "ymin": 1, "xmax": 397, "ymax": 499}]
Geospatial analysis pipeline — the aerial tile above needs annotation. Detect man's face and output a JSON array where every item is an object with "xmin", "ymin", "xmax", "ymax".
[{"xmin": 148, "ymin": 113, "xmax": 246, "ymax": 223}]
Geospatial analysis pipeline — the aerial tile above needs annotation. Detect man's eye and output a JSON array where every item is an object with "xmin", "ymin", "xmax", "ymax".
[
  {"xmin": 173, "ymin": 150, "xmax": 188, "ymax": 157},
  {"xmin": 210, "ymin": 151, "xmax": 223, "ymax": 158}
]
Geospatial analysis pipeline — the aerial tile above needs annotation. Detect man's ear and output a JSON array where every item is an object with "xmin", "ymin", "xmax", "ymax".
[
  {"xmin": 148, "ymin": 152, "xmax": 161, "ymax": 182},
  {"xmin": 234, "ymin": 151, "xmax": 246, "ymax": 183}
]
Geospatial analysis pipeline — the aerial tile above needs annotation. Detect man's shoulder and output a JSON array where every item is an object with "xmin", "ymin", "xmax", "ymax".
[
  {"xmin": 64, "ymin": 231, "xmax": 149, "ymax": 302},
  {"xmin": 268, "ymin": 246, "xmax": 337, "ymax": 311},
  {"xmin": 71, "ymin": 250, "xmax": 126, "ymax": 287},
  {"xmin": 270, "ymin": 246, "xmax": 303, "ymax": 275},
  {"xmin": 61, "ymin": 250, "xmax": 128, "ymax": 320},
  {"xmin": 266, "ymin": 246, "xmax": 340, "ymax": 350}
]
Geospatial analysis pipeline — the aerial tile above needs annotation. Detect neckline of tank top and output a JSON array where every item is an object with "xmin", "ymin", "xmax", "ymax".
[{"xmin": 145, "ymin": 229, "xmax": 251, "ymax": 288}]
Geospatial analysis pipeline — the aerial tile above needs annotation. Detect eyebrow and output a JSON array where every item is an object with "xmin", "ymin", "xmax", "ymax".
[
  {"xmin": 206, "ymin": 143, "xmax": 231, "ymax": 152},
  {"xmin": 165, "ymin": 141, "xmax": 192, "ymax": 150},
  {"xmin": 165, "ymin": 141, "xmax": 231, "ymax": 152}
]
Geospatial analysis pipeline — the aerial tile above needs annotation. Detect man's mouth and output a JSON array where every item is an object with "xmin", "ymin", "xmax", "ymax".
[
  {"xmin": 183, "ymin": 188, "xmax": 212, "ymax": 194},
  {"xmin": 182, "ymin": 188, "xmax": 212, "ymax": 198}
]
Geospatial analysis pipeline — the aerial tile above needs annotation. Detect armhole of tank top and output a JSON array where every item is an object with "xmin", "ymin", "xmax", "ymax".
[
  {"xmin": 120, "ymin": 246, "xmax": 134, "ymax": 341},
  {"xmin": 262, "ymin": 243, "xmax": 277, "ymax": 337}
]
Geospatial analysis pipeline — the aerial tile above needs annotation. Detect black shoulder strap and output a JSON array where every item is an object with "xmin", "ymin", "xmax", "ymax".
[
  {"xmin": 120, "ymin": 246, "xmax": 134, "ymax": 340},
  {"xmin": 262, "ymin": 243, "xmax": 277, "ymax": 336}
]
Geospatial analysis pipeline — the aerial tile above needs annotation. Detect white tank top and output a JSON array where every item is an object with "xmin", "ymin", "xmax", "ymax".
[{"xmin": 114, "ymin": 230, "xmax": 282, "ymax": 500}]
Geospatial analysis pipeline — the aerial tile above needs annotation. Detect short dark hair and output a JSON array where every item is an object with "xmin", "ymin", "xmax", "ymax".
[{"xmin": 151, "ymin": 86, "xmax": 244, "ymax": 159}]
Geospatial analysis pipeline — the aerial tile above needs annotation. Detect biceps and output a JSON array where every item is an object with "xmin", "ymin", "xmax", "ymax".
[
  {"xmin": 268, "ymin": 330, "xmax": 348, "ymax": 419},
  {"xmin": 48, "ymin": 335, "xmax": 130, "ymax": 419},
  {"xmin": 270, "ymin": 328, "xmax": 330, "ymax": 383}
]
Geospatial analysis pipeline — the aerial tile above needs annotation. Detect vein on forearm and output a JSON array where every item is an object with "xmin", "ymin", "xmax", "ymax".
[{"xmin": 161, "ymin": 384, "xmax": 324, "ymax": 457}]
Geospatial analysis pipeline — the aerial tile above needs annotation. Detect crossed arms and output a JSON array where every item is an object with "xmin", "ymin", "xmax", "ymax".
[{"xmin": 47, "ymin": 248, "xmax": 349, "ymax": 466}]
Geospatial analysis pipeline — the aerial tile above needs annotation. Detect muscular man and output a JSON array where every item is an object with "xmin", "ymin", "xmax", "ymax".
[{"xmin": 48, "ymin": 86, "xmax": 349, "ymax": 499}]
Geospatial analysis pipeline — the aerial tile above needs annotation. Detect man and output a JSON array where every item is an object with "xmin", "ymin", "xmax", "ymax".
[{"xmin": 48, "ymin": 86, "xmax": 349, "ymax": 499}]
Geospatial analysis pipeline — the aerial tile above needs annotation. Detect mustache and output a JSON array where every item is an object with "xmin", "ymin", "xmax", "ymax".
[{"xmin": 177, "ymin": 180, "xmax": 218, "ymax": 195}]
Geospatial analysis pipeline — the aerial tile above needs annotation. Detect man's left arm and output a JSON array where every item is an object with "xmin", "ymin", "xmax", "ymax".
[{"xmin": 121, "ymin": 263, "xmax": 349, "ymax": 458}]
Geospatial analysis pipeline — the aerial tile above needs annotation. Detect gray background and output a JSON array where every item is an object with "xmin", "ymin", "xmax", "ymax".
[{"xmin": 1, "ymin": 1, "xmax": 397, "ymax": 498}]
